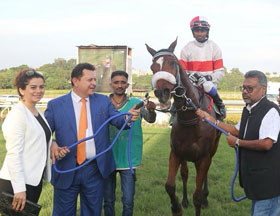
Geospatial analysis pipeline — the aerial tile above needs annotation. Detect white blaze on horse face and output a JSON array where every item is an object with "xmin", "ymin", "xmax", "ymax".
[
  {"xmin": 156, "ymin": 57, "xmax": 164, "ymax": 70},
  {"xmin": 151, "ymin": 71, "xmax": 176, "ymax": 89}
]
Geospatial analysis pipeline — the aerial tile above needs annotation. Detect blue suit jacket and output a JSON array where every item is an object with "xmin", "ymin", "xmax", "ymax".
[{"xmin": 45, "ymin": 92, "xmax": 125, "ymax": 189}]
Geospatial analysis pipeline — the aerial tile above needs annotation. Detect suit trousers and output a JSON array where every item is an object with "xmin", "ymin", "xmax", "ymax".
[{"xmin": 52, "ymin": 160, "xmax": 104, "ymax": 216}]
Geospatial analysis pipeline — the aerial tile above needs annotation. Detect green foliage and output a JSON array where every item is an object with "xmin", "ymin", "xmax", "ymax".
[
  {"xmin": 132, "ymin": 74, "xmax": 153, "ymax": 91},
  {"xmin": 219, "ymin": 68, "xmax": 244, "ymax": 91},
  {"xmin": 269, "ymin": 76, "xmax": 280, "ymax": 82},
  {"xmin": 0, "ymin": 59, "xmax": 75, "ymax": 90},
  {"xmin": 45, "ymin": 77, "xmax": 70, "ymax": 90},
  {"xmin": 0, "ymin": 65, "xmax": 29, "ymax": 89},
  {"xmin": 1, "ymin": 60, "xmax": 279, "ymax": 92},
  {"xmin": 38, "ymin": 58, "xmax": 75, "ymax": 89}
]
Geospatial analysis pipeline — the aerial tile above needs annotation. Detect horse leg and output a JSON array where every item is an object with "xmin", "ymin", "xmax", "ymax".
[
  {"xmin": 193, "ymin": 156, "xmax": 211, "ymax": 216},
  {"xmin": 180, "ymin": 160, "xmax": 189, "ymax": 209},
  {"xmin": 201, "ymin": 176, "xmax": 209, "ymax": 208},
  {"xmin": 165, "ymin": 150, "xmax": 182, "ymax": 216}
]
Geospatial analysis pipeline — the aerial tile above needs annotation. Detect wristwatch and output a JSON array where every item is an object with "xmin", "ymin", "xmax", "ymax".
[{"xmin": 235, "ymin": 139, "xmax": 240, "ymax": 148}]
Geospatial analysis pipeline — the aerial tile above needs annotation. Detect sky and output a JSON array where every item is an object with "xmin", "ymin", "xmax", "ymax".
[{"xmin": 1, "ymin": 0, "xmax": 280, "ymax": 73}]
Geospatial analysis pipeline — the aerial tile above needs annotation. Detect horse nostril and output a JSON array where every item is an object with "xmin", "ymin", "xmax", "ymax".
[
  {"xmin": 163, "ymin": 88, "xmax": 170, "ymax": 96},
  {"xmin": 154, "ymin": 90, "xmax": 161, "ymax": 98}
]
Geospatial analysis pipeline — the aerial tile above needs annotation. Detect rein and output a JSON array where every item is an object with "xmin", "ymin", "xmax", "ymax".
[
  {"xmin": 184, "ymin": 98, "xmax": 247, "ymax": 202},
  {"xmin": 154, "ymin": 108, "xmax": 171, "ymax": 113},
  {"xmin": 153, "ymin": 50, "xmax": 246, "ymax": 201},
  {"xmin": 53, "ymin": 112, "xmax": 135, "ymax": 175}
]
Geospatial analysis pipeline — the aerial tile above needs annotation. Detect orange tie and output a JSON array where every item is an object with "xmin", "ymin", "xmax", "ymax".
[{"xmin": 77, "ymin": 98, "xmax": 87, "ymax": 164}]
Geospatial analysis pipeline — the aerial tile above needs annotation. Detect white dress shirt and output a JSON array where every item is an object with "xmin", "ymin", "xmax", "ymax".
[
  {"xmin": 71, "ymin": 91, "xmax": 96, "ymax": 159},
  {"xmin": 235, "ymin": 97, "xmax": 280, "ymax": 143}
]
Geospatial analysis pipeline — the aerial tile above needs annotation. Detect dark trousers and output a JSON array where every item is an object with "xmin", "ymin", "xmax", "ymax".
[
  {"xmin": 104, "ymin": 170, "xmax": 136, "ymax": 216},
  {"xmin": 52, "ymin": 160, "xmax": 104, "ymax": 216},
  {"xmin": 0, "ymin": 178, "xmax": 43, "ymax": 203}
]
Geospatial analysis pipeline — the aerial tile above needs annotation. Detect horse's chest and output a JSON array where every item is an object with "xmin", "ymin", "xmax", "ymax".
[{"xmin": 171, "ymin": 131, "xmax": 210, "ymax": 161}]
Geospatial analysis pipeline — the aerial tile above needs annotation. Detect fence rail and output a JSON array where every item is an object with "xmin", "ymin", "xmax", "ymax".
[{"xmin": 0, "ymin": 99, "xmax": 245, "ymax": 123}]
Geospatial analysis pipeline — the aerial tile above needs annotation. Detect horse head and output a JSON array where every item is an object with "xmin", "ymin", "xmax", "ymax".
[
  {"xmin": 145, "ymin": 38, "xmax": 180, "ymax": 109},
  {"xmin": 146, "ymin": 38, "xmax": 199, "ymax": 111}
]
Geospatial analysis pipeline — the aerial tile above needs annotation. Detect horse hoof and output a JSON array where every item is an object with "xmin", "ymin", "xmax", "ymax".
[
  {"xmin": 172, "ymin": 211, "xmax": 182, "ymax": 216},
  {"xmin": 181, "ymin": 199, "xmax": 189, "ymax": 209},
  {"xmin": 201, "ymin": 199, "xmax": 208, "ymax": 208},
  {"xmin": 171, "ymin": 204, "xmax": 182, "ymax": 216}
]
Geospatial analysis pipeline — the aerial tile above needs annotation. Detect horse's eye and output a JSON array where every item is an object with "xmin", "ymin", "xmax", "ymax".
[{"xmin": 170, "ymin": 60, "xmax": 176, "ymax": 66}]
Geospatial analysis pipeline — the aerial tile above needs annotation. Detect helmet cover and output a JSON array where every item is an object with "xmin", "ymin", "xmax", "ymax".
[{"xmin": 190, "ymin": 16, "xmax": 210, "ymax": 31}]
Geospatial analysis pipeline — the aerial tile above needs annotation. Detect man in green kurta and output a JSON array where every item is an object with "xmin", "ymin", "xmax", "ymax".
[{"xmin": 103, "ymin": 71, "xmax": 156, "ymax": 216}]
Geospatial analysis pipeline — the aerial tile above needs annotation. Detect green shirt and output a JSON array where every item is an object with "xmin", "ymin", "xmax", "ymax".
[{"xmin": 109, "ymin": 97, "xmax": 143, "ymax": 169}]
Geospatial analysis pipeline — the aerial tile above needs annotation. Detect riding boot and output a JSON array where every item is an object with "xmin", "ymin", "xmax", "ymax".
[{"xmin": 212, "ymin": 94, "xmax": 226, "ymax": 120}]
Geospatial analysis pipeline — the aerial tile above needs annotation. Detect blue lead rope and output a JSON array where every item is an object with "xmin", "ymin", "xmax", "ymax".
[
  {"xmin": 230, "ymin": 147, "xmax": 247, "ymax": 202},
  {"xmin": 186, "ymin": 98, "xmax": 247, "ymax": 202},
  {"xmin": 204, "ymin": 117, "xmax": 247, "ymax": 202},
  {"xmin": 53, "ymin": 112, "xmax": 135, "ymax": 175}
]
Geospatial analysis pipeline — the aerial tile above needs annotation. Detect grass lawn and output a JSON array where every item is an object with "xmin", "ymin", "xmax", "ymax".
[{"xmin": 0, "ymin": 125, "xmax": 250, "ymax": 216}]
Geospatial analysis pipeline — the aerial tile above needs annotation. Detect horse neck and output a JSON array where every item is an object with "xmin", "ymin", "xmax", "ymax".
[
  {"xmin": 178, "ymin": 65, "xmax": 200, "ymax": 106},
  {"xmin": 174, "ymin": 95, "xmax": 199, "ymax": 125}
]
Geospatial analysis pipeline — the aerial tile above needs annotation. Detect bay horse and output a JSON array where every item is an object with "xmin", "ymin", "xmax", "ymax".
[{"xmin": 146, "ymin": 39, "xmax": 221, "ymax": 216}]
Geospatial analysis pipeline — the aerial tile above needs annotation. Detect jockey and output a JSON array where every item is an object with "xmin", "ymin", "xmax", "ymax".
[{"xmin": 179, "ymin": 16, "xmax": 226, "ymax": 119}]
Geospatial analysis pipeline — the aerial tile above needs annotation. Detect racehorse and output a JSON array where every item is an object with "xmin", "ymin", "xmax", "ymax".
[{"xmin": 146, "ymin": 39, "xmax": 221, "ymax": 216}]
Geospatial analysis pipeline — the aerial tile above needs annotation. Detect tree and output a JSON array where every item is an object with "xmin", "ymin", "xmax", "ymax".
[
  {"xmin": 219, "ymin": 68, "xmax": 244, "ymax": 91},
  {"xmin": 0, "ymin": 65, "xmax": 29, "ymax": 89},
  {"xmin": 37, "ymin": 58, "xmax": 76, "ymax": 89}
]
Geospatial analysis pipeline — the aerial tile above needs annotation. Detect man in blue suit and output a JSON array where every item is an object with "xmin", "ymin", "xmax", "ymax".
[{"xmin": 45, "ymin": 63, "xmax": 140, "ymax": 216}]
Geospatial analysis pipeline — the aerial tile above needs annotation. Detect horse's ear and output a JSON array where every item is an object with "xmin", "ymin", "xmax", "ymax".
[
  {"xmin": 145, "ymin": 44, "xmax": 157, "ymax": 56},
  {"xmin": 168, "ymin": 37, "xmax": 178, "ymax": 53}
]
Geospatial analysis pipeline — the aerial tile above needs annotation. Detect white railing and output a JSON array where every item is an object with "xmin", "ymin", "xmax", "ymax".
[{"xmin": 0, "ymin": 98, "xmax": 245, "ymax": 123}]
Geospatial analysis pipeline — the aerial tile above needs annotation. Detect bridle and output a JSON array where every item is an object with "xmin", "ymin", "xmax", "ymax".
[{"xmin": 152, "ymin": 51, "xmax": 197, "ymax": 112}]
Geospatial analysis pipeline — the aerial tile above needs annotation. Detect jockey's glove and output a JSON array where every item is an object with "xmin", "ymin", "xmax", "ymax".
[
  {"xmin": 188, "ymin": 73, "xmax": 201, "ymax": 83},
  {"xmin": 198, "ymin": 75, "xmax": 212, "ymax": 86}
]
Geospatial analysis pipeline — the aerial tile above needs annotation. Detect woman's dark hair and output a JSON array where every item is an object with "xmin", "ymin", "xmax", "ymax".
[
  {"xmin": 71, "ymin": 63, "xmax": 95, "ymax": 86},
  {"xmin": 14, "ymin": 68, "xmax": 45, "ymax": 98}
]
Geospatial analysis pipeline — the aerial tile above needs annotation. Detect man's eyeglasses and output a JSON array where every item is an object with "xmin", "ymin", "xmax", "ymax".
[{"xmin": 240, "ymin": 85, "xmax": 258, "ymax": 93}]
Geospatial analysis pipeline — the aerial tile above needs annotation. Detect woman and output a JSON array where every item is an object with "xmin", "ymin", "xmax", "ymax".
[{"xmin": 0, "ymin": 68, "xmax": 51, "ymax": 213}]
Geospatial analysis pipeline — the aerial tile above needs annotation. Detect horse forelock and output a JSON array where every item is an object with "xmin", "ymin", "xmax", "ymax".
[{"xmin": 153, "ymin": 49, "xmax": 175, "ymax": 60}]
